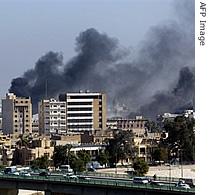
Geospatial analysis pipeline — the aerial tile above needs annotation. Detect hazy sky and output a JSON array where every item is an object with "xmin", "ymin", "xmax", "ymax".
[{"xmin": 0, "ymin": 0, "xmax": 175, "ymax": 98}]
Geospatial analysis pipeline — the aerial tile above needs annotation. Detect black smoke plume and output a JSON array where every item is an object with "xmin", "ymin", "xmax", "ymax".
[{"xmin": 9, "ymin": 0, "xmax": 194, "ymax": 119}]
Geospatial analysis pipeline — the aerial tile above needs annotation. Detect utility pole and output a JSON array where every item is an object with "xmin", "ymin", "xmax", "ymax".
[{"xmin": 180, "ymin": 149, "xmax": 183, "ymax": 178}]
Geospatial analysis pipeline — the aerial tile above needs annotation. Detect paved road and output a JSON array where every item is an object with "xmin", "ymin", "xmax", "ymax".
[{"xmin": 96, "ymin": 165, "xmax": 195, "ymax": 179}]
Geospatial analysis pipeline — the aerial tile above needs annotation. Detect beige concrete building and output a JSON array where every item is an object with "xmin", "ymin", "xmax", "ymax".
[
  {"xmin": 107, "ymin": 116, "xmax": 148, "ymax": 135},
  {"xmin": 39, "ymin": 98, "xmax": 66, "ymax": 135},
  {"xmin": 13, "ymin": 137, "xmax": 54, "ymax": 165},
  {"xmin": 0, "ymin": 133, "xmax": 13, "ymax": 166},
  {"xmin": 2, "ymin": 93, "xmax": 32, "ymax": 135},
  {"xmin": 59, "ymin": 91, "xmax": 106, "ymax": 132},
  {"xmin": 51, "ymin": 133, "xmax": 82, "ymax": 146}
]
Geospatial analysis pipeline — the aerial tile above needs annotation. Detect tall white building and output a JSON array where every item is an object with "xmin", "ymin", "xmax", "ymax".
[
  {"xmin": 38, "ymin": 98, "xmax": 66, "ymax": 135},
  {"xmin": 59, "ymin": 91, "xmax": 106, "ymax": 132}
]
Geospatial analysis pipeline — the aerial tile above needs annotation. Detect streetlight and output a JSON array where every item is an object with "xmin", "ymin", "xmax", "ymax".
[
  {"xmin": 179, "ymin": 149, "xmax": 183, "ymax": 178},
  {"xmin": 169, "ymin": 164, "xmax": 171, "ymax": 188}
]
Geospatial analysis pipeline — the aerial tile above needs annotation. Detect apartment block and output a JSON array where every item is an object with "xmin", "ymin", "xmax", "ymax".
[
  {"xmin": 59, "ymin": 91, "xmax": 106, "ymax": 132},
  {"xmin": 38, "ymin": 98, "xmax": 66, "ymax": 135},
  {"xmin": 2, "ymin": 93, "xmax": 32, "ymax": 135}
]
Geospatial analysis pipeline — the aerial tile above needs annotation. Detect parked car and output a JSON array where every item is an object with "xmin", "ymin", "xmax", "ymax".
[
  {"xmin": 175, "ymin": 180, "xmax": 191, "ymax": 189},
  {"xmin": 150, "ymin": 180, "xmax": 163, "ymax": 186},
  {"xmin": 133, "ymin": 177, "xmax": 150, "ymax": 184},
  {"xmin": 39, "ymin": 171, "xmax": 49, "ymax": 176},
  {"xmin": 9, "ymin": 172, "xmax": 20, "ymax": 176},
  {"xmin": 64, "ymin": 174, "xmax": 78, "ymax": 180},
  {"xmin": 20, "ymin": 171, "xmax": 31, "ymax": 177},
  {"xmin": 176, "ymin": 183, "xmax": 191, "ymax": 189}
]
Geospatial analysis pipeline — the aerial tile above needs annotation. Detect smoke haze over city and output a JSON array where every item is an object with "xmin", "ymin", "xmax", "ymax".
[{"xmin": 8, "ymin": 0, "xmax": 194, "ymax": 119}]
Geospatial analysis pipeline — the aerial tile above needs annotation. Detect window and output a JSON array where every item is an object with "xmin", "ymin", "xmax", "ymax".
[
  {"xmin": 68, "ymin": 102, "xmax": 92, "ymax": 105},
  {"xmin": 68, "ymin": 113, "xmax": 92, "ymax": 117},
  {"xmin": 68, "ymin": 107, "xmax": 92, "ymax": 111},
  {"xmin": 69, "ymin": 119, "xmax": 93, "ymax": 123}
]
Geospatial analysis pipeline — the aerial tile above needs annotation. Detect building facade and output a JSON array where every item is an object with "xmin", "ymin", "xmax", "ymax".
[
  {"xmin": 2, "ymin": 93, "xmax": 32, "ymax": 135},
  {"xmin": 107, "ymin": 116, "xmax": 148, "ymax": 135},
  {"xmin": 38, "ymin": 98, "xmax": 66, "ymax": 135},
  {"xmin": 59, "ymin": 91, "xmax": 106, "ymax": 132}
]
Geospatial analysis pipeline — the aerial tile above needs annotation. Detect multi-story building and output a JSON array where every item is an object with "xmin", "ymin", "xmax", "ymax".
[
  {"xmin": 32, "ymin": 114, "xmax": 39, "ymax": 134},
  {"xmin": 38, "ymin": 98, "xmax": 66, "ymax": 135},
  {"xmin": 0, "ymin": 103, "xmax": 2, "ymax": 131},
  {"xmin": 2, "ymin": 93, "xmax": 32, "ymax": 135},
  {"xmin": 59, "ymin": 91, "xmax": 106, "ymax": 132},
  {"xmin": 107, "ymin": 116, "xmax": 148, "ymax": 135}
]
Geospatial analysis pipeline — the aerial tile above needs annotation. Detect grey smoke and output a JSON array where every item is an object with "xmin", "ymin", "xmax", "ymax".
[{"xmin": 9, "ymin": 0, "xmax": 194, "ymax": 119}]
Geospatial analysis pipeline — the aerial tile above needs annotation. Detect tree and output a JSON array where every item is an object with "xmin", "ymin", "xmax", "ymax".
[
  {"xmin": 164, "ymin": 116, "xmax": 195, "ymax": 162},
  {"xmin": 52, "ymin": 145, "xmax": 68, "ymax": 167},
  {"xmin": 105, "ymin": 129, "xmax": 137, "ymax": 167},
  {"xmin": 16, "ymin": 134, "xmax": 29, "ymax": 148},
  {"xmin": 31, "ymin": 155, "xmax": 50, "ymax": 169},
  {"xmin": 77, "ymin": 150, "xmax": 91, "ymax": 166},
  {"xmin": 52, "ymin": 145, "xmax": 90, "ymax": 172},
  {"xmin": 152, "ymin": 147, "xmax": 168, "ymax": 162},
  {"xmin": 133, "ymin": 157, "xmax": 149, "ymax": 176},
  {"xmin": 145, "ymin": 120, "xmax": 161, "ymax": 133},
  {"xmin": 96, "ymin": 151, "xmax": 109, "ymax": 167}
]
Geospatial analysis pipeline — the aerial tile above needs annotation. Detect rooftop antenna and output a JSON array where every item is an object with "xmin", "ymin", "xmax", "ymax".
[{"xmin": 45, "ymin": 80, "xmax": 48, "ymax": 99}]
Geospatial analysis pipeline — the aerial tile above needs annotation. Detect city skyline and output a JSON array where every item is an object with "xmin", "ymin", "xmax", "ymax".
[{"xmin": 0, "ymin": 0, "xmax": 194, "ymax": 120}]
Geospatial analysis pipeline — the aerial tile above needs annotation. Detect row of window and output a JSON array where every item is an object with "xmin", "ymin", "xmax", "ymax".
[
  {"xmin": 14, "ymin": 124, "xmax": 30, "ymax": 127},
  {"xmin": 14, "ymin": 115, "xmax": 29, "ymax": 118},
  {"xmin": 67, "ymin": 102, "xmax": 92, "ymax": 105},
  {"xmin": 67, "ymin": 119, "xmax": 93, "ymax": 123},
  {"xmin": 68, "ymin": 95, "xmax": 102, "ymax": 99},
  {"xmin": 67, "ymin": 107, "xmax": 92, "ymax": 111},
  {"xmin": 14, "ymin": 110, "xmax": 29, "ymax": 113},
  {"xmin": 44, "ymin": 110, "xmax": 65, "ymax": 114},
  {"xmin": 119, "ymin": 124, "xmax": 144, "ymax": 128},
  {"xmin": 14, "ymin": 119, "xmax": 30, "ymax": 122},
  {"xmin": 68, "ymin": 125, "xmax": 93, "ymax": 128},
  {"xmin": 15, "ymin": 100, "xmax": 29, "ymax": 104},
  {"xmin": 67, "ymin": 113, "xmax": 92, "ymax": 117}
]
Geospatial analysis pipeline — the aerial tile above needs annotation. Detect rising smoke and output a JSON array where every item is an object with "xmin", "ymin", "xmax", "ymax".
[{"xmin": 9, "ymin": 0, "xmax": 194, "ymax": 119}]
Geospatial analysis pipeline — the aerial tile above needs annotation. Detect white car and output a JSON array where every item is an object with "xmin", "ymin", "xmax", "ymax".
[
  {"xmin": 64, "ymin": 174, "xmax": 78, "ymax": 180},
  {"xmin": 176, "ymin": 182, "xmax": 191, "ymax": 189},
  {"xmin": 133, "ymin": 177, "xmax": 149, "ymax": 184},
  {"xmin": 9, "ymin": 172, "xmax": 20, "ymax": 176},
  {"xmin": 20, "ymin": 172, "xmax": 31, "ymax": 177}
]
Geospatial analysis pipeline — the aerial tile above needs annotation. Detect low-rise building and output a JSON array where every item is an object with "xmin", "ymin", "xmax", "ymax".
[
  {"xmin": 12, "ymin": 137, "xmax": 54, "ymax": 166},
  {"xmin": 51, "ymin": 133, "xmax": 82, "ymax": 146},
  {"xmin": 107, "ymin": 116, "xmax": 148, "ymax": 135}
]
